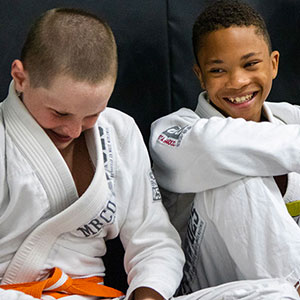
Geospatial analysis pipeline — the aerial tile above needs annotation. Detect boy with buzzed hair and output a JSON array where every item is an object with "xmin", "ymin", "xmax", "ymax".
[
  {"xmin": 0, "ymin": 7, "xmax": 185, "ymax": 300},
  {"xmin": 150, "ymin": 0, "xmax": 300, "ymax": 297}
]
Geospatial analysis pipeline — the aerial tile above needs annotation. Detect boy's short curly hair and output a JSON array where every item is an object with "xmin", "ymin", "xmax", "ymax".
[{"xmin": 193, "ymin": 0, "xmax": 272, "ymax": 62}]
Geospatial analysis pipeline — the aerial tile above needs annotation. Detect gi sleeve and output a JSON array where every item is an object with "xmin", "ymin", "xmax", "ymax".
[
  {"xmin": 0, "ymin": 289, "xmax": 39, "ymax": 300},
  {"xmin": 117, "ymin": 118, "xmax": 185, "ymax": 300},
  {"xmin": 149, "ymin": 107, "xmax": 300, "ymax": 193}
]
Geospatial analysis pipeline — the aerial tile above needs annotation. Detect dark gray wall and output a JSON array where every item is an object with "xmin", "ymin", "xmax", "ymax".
[{"xmin": 2, "ymin": 1, "xmax": 299, "ymax": 143}]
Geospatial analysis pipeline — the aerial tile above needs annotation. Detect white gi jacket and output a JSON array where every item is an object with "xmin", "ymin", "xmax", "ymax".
[
  {"xmin": 1, "ymin": 85, "xmax": 299, "ymax": 300},
  {"xmin": 150, "ymin": 92, "xmax": 300, "ymax": 294},
  {"xmin": 0, "ymin": 82, "xmax": 185, "ymax": 300}
]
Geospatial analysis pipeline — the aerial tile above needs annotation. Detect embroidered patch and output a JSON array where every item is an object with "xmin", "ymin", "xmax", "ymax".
[
  {"xmin": 149, "ymin": 171, "xmax": 162, "ymax": 201},
  {"xmin": 179, "ymin": 206, "xmax": 206, "ymax": 294},
  {"xmin": 157, "ymin": 125, "xmax": 191, "ymax": 147}
]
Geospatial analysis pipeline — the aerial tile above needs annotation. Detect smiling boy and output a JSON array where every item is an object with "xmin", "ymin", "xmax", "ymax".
[
  {"xmin": 150, "ymin": 0, "xmax": 300, "ymax": 296},
  {"xmin": 193, "ymin": 26, "xmax": 278, "ymax": 122}
]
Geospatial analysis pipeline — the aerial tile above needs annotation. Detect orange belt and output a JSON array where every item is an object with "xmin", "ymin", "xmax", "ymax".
[{"xmin": 1, "ymin": 267, "xmax": 124, "ymax": 299}]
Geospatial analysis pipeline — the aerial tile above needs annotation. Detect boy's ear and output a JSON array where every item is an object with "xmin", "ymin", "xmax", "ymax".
[
  {"xmin": 270, "ymin": 50, "xmax": 280, "ymax": 79},
  {"xmin": 11, "ymin": 59, "xmax": 29, "ymax": 92},
  {"xmin": 193, "ymin": 64, "xmax": 206, "ymax": 90}
]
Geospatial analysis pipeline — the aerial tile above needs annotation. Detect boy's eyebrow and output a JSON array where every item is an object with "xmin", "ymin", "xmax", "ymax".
[
  {"xmin": 204, "ymin": 59, "xmax": 224, "ymax": 66},
  {"xmin": 241, "ymin": 52, "xmax": 262, "ymax": 60},
  {"xmin": 204, "ymin": 52, "xmax": 263, "ymax": 66},
  {"xmin": 52, "ymin": 107, "xmax": 102, "ymax": 117}
]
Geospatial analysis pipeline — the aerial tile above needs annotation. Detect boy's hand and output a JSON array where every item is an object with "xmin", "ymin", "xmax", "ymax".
[
  {"xmin": 294, "ymin": 281, "xmax": 300, "ymax": 296},
  {"xmin": 133, "ymin": 287, "xmax": 164, "ymax": 300}
]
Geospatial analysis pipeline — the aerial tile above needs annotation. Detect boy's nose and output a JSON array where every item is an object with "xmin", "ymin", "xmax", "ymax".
[
  {"xmin": 225, "ymin": 69, "xmax": 249, "ymax": 89},
  {"xmin": 64, "ymin": 120, "xmax": 83, "ymax": 139}
]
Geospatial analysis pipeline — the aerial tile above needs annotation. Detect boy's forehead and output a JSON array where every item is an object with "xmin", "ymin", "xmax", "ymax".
[{"xmin": 197, "ymin": 26, "xmax": 269, "ymax": 61}]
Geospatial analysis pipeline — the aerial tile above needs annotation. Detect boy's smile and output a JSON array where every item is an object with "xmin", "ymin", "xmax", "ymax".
[{"xmin": 194, "ymin": 26, "xmax": 279, "ymax": 122}]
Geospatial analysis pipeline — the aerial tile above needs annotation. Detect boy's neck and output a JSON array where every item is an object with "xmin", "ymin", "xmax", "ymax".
[
  {"xmin": 260, "ymin": 112, "xmax": 269, "ymax": 122},
  {"xmin": 60, "ymin": 133, "xmax": 95, "ymax": 197}
]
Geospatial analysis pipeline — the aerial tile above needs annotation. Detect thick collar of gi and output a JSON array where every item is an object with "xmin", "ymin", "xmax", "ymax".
[{"xmin": 1, "ymin": 81, "xmax": 110, "ymax": 284}]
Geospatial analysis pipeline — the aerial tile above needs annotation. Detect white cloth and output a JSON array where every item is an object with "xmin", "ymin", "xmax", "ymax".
[
  {"xmin": 173, "ymin": 278, "xmax": 299, "ymax": 300},
  {"xmin": 150, "ymin": 92, "xmax": 300, "ymax": 193},
  {"xmin": 150, "ymin": 91, "xmax": 300, "ymax": 294},
  {"xmin": 0, "ymin": 82, "xmax": 184, "ymax": 300}
]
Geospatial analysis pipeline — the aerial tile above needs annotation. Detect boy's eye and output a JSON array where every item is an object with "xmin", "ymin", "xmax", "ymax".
[
  {"xmin": 244, "ymin": 61, "xmax": 260, "ymax": 68},
  {"xmin": 54, "ymin": 110, "xmax": 69, "ymax": 117},
  {"xmin": 209, "ymin": 68, "xmax": 224, "ymax": 74}
]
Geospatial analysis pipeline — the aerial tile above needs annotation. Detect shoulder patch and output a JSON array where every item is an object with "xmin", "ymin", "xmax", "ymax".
[{"xmin": 157, "ymin": 125, "xmax": 191, "ymax": 147}]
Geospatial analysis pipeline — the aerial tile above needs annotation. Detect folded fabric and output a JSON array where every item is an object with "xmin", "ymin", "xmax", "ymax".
[{"xmin": 1, "ymin": 267, "xmax": 124, "ymax": 299}]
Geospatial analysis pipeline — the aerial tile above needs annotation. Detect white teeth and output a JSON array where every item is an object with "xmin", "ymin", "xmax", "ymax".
[{"xmin": 228, "ymin": 93, "xmax": 253, "ymax": 103}]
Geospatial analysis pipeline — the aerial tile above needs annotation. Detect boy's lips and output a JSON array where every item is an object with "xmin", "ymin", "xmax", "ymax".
[
  {"xmin": 224, "ymin": 91, "xmax": 258, "ymax": 104},
  {"xmin": 50, "ymin": 130, "xmax": 72, "ymax": 142}
]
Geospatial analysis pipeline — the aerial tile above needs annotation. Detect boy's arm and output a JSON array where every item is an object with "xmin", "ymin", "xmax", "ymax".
[
  {"xmin": 133, "ymin": 287, "xmax": 164, "ymax": 300},
  {"xmin": 150, "ymin": 106, "xmax": 300, "ymax": 194},
  {"xmin": 117, "ymin": 117, "xmax": 184, "ymax": 300}
]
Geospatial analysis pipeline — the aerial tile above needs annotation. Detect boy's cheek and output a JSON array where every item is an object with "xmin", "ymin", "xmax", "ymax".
[{"xmin": 204, "ymin": 79, "xmax": 222, "ymax": 92}]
